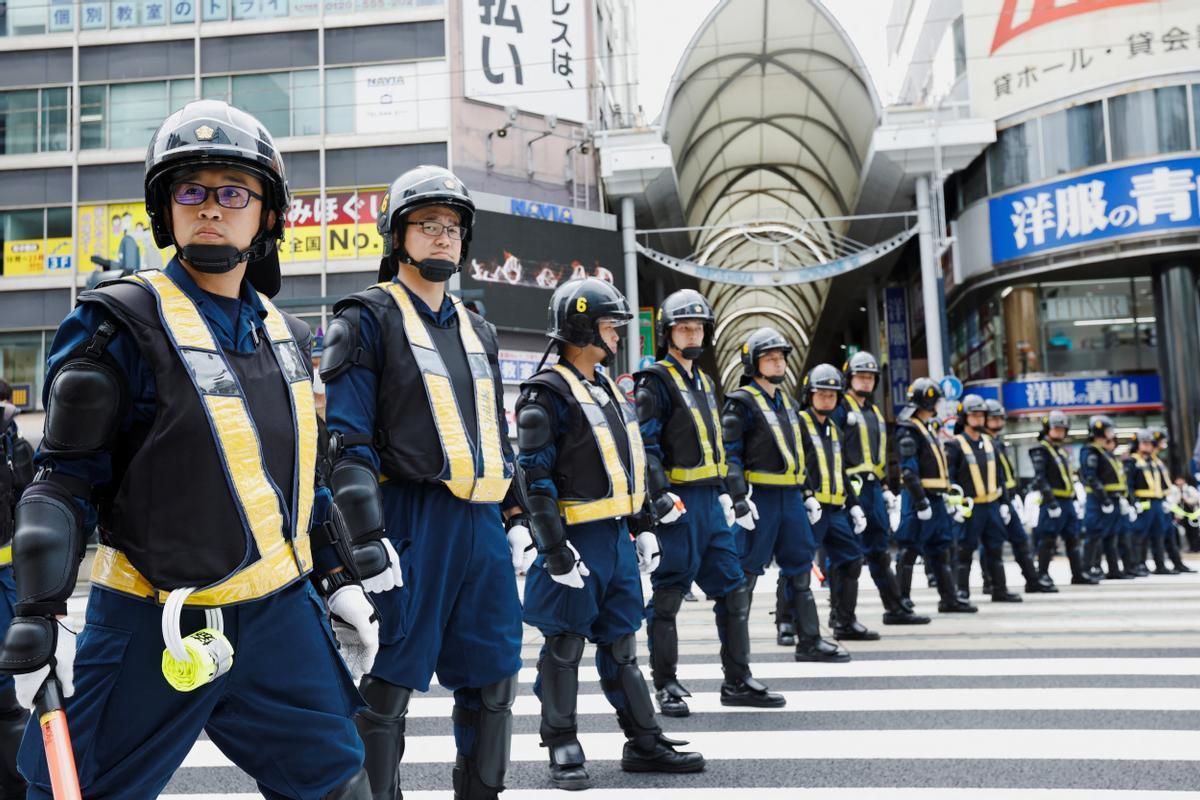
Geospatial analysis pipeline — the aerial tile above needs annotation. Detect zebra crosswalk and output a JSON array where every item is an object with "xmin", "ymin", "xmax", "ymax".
[{"xmin": 81, "ymin": 555, "xmax": 1200, "ymax": 798}]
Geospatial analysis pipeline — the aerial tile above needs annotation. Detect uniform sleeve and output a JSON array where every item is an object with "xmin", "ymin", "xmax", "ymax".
[
  {"xmin": 635, "ymin": 372, "xmax": 671, "ymax": 464},
  {"xmin": 36, "ymin": 302, "xmax": 152, "ymax": 533},
  {"xmin": 1080, "ymin": 447, "xmax": 1108, "ymax": 501},
  {"xmin": 944, "ymin": 439, "xmax": 963, "ymax": 487},
  {"xmin": 1029, "ymin": 444, "xmax": 1054, "ymax": 498},
  {"xmin": 323, "ymin": 304, "xmax": 384, "ymax": 472},
  {"xmin": 1124, "ymin": 459, "xmax": 1140, "ymax": 499},
  {"xmin": 514, "ymin": 386, "xmax": 567, "ymax": 500},
  {"xmin": 721, "ymin": 397, "xmax": 754, "ymax": 470},
  {"xmin": 828, "ymin": 402, "xmax": 847, "ymax": 430},
  {"xmin": 895, "ymin": 425, "xmax": 926, "ymax": 501}
]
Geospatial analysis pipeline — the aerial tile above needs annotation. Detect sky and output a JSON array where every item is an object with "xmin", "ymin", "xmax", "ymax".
[{"xmin": 633, "ymin": 0, "xmax": 894, "ymax": 122}]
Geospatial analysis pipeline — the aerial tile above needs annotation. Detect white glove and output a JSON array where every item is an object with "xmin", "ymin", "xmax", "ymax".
[
  {"xmin": 718, "ymin": 493, "xmax": 736, "ymax": 527},
  {"xmin": 506, "ymin": 520, "xmax": 536, "ymax": 574},
  {"xmin": 849, "ymin": 505, "xmax": 867, "ymax": 535},
  {"xmin": 549, "ymin": 542, "xmax": 591, "ymax": 590},
  {"xmin": 734, "ymin": 492, "xmax": 759, "ymax": 530},
  {"xmin": 656, "ymin": 492, "xmax": 686, "ymax": 525},
  {"xmin": 328, "ymin": 585, "xmax": 380, "ymax": 681},
  {"xmin": 916, "ymin": 500, "xmax": 933, "ymax": 521},
  {"xmin": 1101, "ymin": 501, "xmax": 1114, "ymax": 514},
  {"xmin": 845, "ymin": 411, "xmax": 860, "ymax": 427},
  {"xmin": 1074, "ymin": 499, "xmax": 1085, "ymax": 519},
  {"xmin": 1120, "ymin": 497, "xmax": 1137, "ymax": 522},
  {"xmin": 1047, "ymin": 503, "xmax": 1063, "ymax": 519},
  {"xmin": 804, "ymin": 496, "xmax": 823, "ymax": 525},
  {"xmin": 635, "ymin": 531, "xmax": 661, "ymax": 574},
  {"xmin": 1011, "ymin": 494, "xmax": 1025, "ymax": 523},
  {"xmin": 952, "ymin": 507, "xmax": 966, "ymax": 524},
  {"xmin": 883, "ymin": 488, "xmax": 899, "ymax": 514},
  {"xmin": 360, "ymin": 538, "xmax": 404, "ymax": 595},
  {"xmin": 999, "ymin": 503, "xmax": 1011, "ymax": 526},
  {"xmin": 15, "ymin": 619, "xmax": 77, "ymax": 710}
]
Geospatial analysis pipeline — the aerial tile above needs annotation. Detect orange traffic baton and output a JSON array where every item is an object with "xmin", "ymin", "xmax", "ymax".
[{"xmin": 35, "ymin": 679, "xmax": 81, "ymax": 800}]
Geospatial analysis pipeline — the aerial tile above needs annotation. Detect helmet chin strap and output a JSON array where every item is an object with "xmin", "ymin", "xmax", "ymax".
[
  {"xmin": 180, "ymin": 237, "xmax": 270, "ymax": 274},
  {"xmin": 765, "ymin": 374, "xmax": 786, "ymax": 385}
]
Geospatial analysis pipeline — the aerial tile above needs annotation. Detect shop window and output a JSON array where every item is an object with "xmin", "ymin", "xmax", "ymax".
[
  {"xmin": 988, "ymin": 121, "xmax": 1040, "ymax": 192},
  {"xmin": 1039, "ymin": 278, "xmax": 1155, "ymax": 374},
  {"xmin": 1041, "ymin": 101, "xmax": 1104, "ymax": 177},
  {"xmin": 0, "ymin": 90, "xmax": 38, "ymax": 155},
  {"xmin": 0, "ymin": 331, "xmax": 47, "ymax": 411},
  {"xmin": 232, "ymin": 72, "xmax": 290, "ymax": 137},
  {"xmin": 1109, "ymin": 86, "xmax": 1190, "ymax": 162}
]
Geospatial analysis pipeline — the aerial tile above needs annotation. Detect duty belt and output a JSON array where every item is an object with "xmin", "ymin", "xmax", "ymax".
[
  {"xmin": 660, "ymin": 361, "xmax": 727, "ymax": 484},
  {"xmin": 380, "ymin": 282, "xmax": 511, "ymax": 503},
  {"xmin": 91, "ymin": 270, "xmax": 316, "ymax": 607},
  {"xmin": 551, "ymin": 365, "xmax": 647, "ymax": 524},
  {"xmin": 742, "ymin": 383, "xmax": 806, "ymax": 487}
]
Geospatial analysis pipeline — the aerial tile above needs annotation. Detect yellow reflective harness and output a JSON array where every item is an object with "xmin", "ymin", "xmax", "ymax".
[
  {"xmin": 954, "ymin": 434, "xmax": 1002, "ymax": 503},
  {"xmin": 742, "ymin": 383, "xmax": 805, "ymax": 486},
  {"xmin": 380, "ymin": 282, "xmax": 512, "ymax": 503},
  {"xmin": 1151, "ymin": 454, "xmax": 1173, "ymax": 495},
  {"xmin": 845, "ymin": 394, "xmax": 886, "ymax": 479},
  {"xmin": 911, "ymin": 417, "xmax": 949, "ymax": 490},
  {"xmin": 994, "ymin": 437, "xmax": 1018, "ymax": 490},
  {"xmin": 1039, "ymin": 441, "xmax": 1076, "ymax": 498},
  {"xmin": 660, "ymin": 361, "xmax": 728, "ymax": 484},
  {"xmin": 91, "ymin": 270, "xmax": 316, "ymax": 607},
  {"xmin": 798, "ymin": 410, "xmax": 845, "ymax": 505},
  {"xmin": 550, "ymin": 365, "xmax": 647, "ymax": 524},
  {"xmin": 1084, "ymin": 447, "xmax": 1127, "ymax": 494},
  {"xmin": 0, "ymin": 545, "xmax": 9, "ymax": 566},
  {"xmin": 1132, "ymin": 453, "xmax": 1165, "ymax": 499}
]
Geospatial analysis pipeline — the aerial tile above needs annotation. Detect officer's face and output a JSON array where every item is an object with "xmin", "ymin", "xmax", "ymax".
[
  {"xmin": 402, "ymin": 205, "xmax": 462, "ymax": 264},
  {"xmin": 850, "ymin": 372, "xmax": 875, "ymax": 394},
  {"xmin": 757, "ymin": 350, "xmax": 786, "ymax": 377},
  {"xmin": 670, "ymin": 321, "xmax": 705, "ymax": 351},
  {"xmin": 986, "ymin": 416, "xmax": 1004, "ymax": 433},
  {"xmin": 813, "ymin": 389, "xmax": 838, "ymax": 413},
  {"xmin": 1049, "ymin": 426, "xmax": 1067, "ymax": 441},
  {"xmin": 171, "ymin": 167, "xmax": 270, "ymax": 253},
  {"xmin": 597, "ymin": 318, "xmax": 621, "ymax": 354},
  {"xmin": 967, "ymin": 411, "xmax": 986, "ymax": 430}
]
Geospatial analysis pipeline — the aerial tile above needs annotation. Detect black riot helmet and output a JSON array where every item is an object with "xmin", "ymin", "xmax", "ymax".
[
  {"xmin": 845, "ymin": 350, "xmax": 880, "ymax": 376},
  {"xmin": 1087, "ymin": 414, "xmax": 1115, "ymax": 441},
  {"xmin": 144, "ymin": 100, "xmax": 289, "ymax": 296},
  {"xmin": 985, "ymin": 399, "xmax": 1006, "ymax": 419},
  {"xmin": 957, "ymin": 394, "xmax": 988, "ymax": 431},
  {"xmin": 1151, "ymin": 425, "xmax": 1169, "ymax": 447},
  {"xmin": 906, "ymin": 377, "xmax": 943, "ymax": 412},
  {"xmin": 377, "ymin": 165, "xmax": 475, "ymax": 284},
  {"xmin": 656, "ymin": 289, "xmax": 714, "ymax": 359},
  {"xmin": 741, "ymin": 326, "xmax": 792, "ymax": 384},
  {"xmin": 547, "ymin": 278, "xmax": 632, "ymax": 362},
  {"xmin": 1040, "ymin": 410, "xmax": 1070, "ymax": 439},
  {"xmin": 804, "ymin": 363, "xmax": 844, "ymax": 405},
  {"xmin": 1135, "ymin": 428, "xmax": 1156, "ymax": 447}
]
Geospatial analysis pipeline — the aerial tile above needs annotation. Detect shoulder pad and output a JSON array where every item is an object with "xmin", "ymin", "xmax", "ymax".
[
  {"xmin": 332, "ymin": 287, "xmax": 388, "ymax": 317},
  {"xmin": 724, "ymin": 388, "xmax": 755, "ymax": 408},
  {"xmin": 281, "ymin": 311, "xmax": 314, "ymax": 356},
  {"xmin": 78, "ymin": 278, "xmax": 159, "ymax": 328},
  {"xmin": 44, "ymin": 359, "xmax": 125, "ymax": 453},
  {"xmin": 516, "ymin": 397, "xmax": 554, "ymax": 452},
  {"xmin": 319, "ymin": 313, "xmax": 361, "ymax": 382},
  {"xmin": 634, "ymin": 381, "xmax": 659, "ymax": 424},
  {"xmin": 721, "ymin": 402, "xmax": 745, "ymax": 443}
]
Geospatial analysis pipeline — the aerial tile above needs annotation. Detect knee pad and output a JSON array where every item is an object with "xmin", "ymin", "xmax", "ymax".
[
  {"xmin": 358, "ymin": 675, "xmax": 411, "ymax": 721},
  {"xmin": 651, "ymin": 588, "xmax": 683, "ymax": 620},
  {"xmin": 722, "ymin": 583, "xmax": 752, "ymax": 618},
  {"xmin": 899, "ymin": 547, "xmax": 920, "ymax": 566},
  {"xmin": 788, "ymin": 570, "xmax": 812, "ymax": 594},
  {"xmin": 322, "ymin": 767, "xmax": 371, "ymax": 800},
  {"xmin": 608, "ymin": 632, "xmax": 637, "ymax": 665},
  {"xmin": 480, "ymin": 674, "xmax": 518, "ymax": 713},
  {"xmin": 545, "ymin": 633, "xmax": 585, "ymax": 668}
]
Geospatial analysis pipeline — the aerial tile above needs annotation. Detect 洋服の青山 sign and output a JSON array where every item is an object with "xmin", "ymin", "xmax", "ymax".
[
  {"xmin": 989, "ymin": 156, "xmax": 1200, "ymax": 263},
  {"xmin": 965, "ymin": 374, "xmax": 1162, "ymax": 415}
]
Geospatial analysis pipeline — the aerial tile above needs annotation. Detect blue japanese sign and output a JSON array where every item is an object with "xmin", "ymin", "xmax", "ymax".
[
  {"xmin": 965, "ymin": 375, "xmax": 1162, "ymax": 416},
  {"xmin": 885, "ymin": 287, "xmax": 911, "ymax": 415},
  {"xmin": 990, "ymin": 156, "xmax": 1200, "ymax": 263}
]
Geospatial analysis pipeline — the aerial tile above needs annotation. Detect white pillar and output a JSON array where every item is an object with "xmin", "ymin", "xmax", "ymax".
[
  {"xmin": 916, "ymin": 175, "xmax": 945, "ymax": 379},
  {"xmin": 620, "ymin": 195, "xmax": 640, "ymax": 375}
]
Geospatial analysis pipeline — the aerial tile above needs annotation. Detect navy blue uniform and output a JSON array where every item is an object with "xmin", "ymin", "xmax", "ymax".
[
  {"xmin": 796, "ymin": 410, "xmax": 862, "ymax": 570},
  {"xmin": 22, "ymin": 260, "xmax": 362, "ymax": 800}
]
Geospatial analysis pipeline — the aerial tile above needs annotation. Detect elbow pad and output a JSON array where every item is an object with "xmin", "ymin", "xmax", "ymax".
[
  {"xmin": 330, "ymin": 457, "xmax": 384, "ymax": 544},
  {"xmin": 725, "ymin": 461, "xmax": 749, "ymax": 502},
  {"xmin": 646, "ymin": 452, "xmax": 670, "ymax": 498},
  {"xmin": 43, "ymin": 359, "xmax": 125, "ymax": 453},
  {"xmin": 12, "ymin": 480, "xmax": 86, "ymax": 616},
  {"xmin": 525, "ymin": 493, "xmax": 567, "ymax": 554}
]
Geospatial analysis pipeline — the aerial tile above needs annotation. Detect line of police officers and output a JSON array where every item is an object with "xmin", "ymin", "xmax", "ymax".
[{"xmin": 0, "ymin": 100, "xmax": 1193, "ymax": 800}]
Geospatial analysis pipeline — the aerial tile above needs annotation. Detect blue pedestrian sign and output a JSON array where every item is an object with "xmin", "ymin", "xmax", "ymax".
[
  {"xmin": 940, "ymin": 375, "xmax": 964, "ymax": 402},
  {"xmin": 639, "ymin": 355, "xmax": 657, "ymax": 370}
]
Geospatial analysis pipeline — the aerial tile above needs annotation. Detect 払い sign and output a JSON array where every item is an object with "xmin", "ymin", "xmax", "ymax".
[{"xmin": 990, "ymin": 156, "xmax": 1200, "ymax": 263}]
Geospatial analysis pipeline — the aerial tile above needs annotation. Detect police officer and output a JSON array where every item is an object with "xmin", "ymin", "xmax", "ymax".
[
  {"xmin": 321, "ymin": 165, "xmax": 525, "ymax": 799},
  {"xmin": 1151, "ymin": 429, "xmax": 1194, "ymax": 573},
  {"xmin": 636, "ymin": 290, "xmax": 785, "ymax": 717},
  {"xmin": 798, "ymin": 365, "xmax": 874, "ymax": 640},
  {"xmin": 0, "ymin": 100, "xmax": 377, "ymax": 799},
  {"xmin": 516, "ymin": 279, "xmax": 704, "ymax": 789},
  {"xmin": 894, "ymin": 379, "xmax": 977, "ymax": 614},
  {"xmin": 1079, "ymin": 415, "xmax": 1137, "ymax": 580},
  {"xmin": 723, "ymin": 329, "xmax": 848, "ymax": 663},
  {"xmin": 830, "ymin": 352, "xmax": 929, "ymax": 626},
  {"xmin": 945, "ymin": 396, "xmax": 1021, "ymax": 603},
  {"xmin": 0, "ymin": 380, "xmax": 32, "ymax": 798},
  {"xmin": 1029, "ymin": 411, "xmax": 1094, "ymax": 587},
  {"xmin": 984, "ymin": 399, "xmax": 1054, "ymax": 594},
  {"xmin": 1127, "ymin": 429, "xmax": 1173, "ymax": 576}
]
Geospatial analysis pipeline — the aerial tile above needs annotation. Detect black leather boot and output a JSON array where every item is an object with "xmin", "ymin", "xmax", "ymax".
[
  {"xmin": 789, "ymin": 571, "xmax": 849, "ymax": 662},
  {"xmin": 830, "ymin": 560, "xmax": 880, "ymax": 641}
]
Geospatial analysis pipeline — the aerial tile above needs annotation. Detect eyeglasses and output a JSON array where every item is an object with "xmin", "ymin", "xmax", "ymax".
[
  {"xmin": 171, "ymin": 182, "xmax": 263, "ymax": 209},
  {"xmin": 406, "ymin": 220, "xmax": 468, "ymax": 240}
]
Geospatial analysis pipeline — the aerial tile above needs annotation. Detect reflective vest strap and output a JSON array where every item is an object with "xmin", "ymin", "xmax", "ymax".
[
  {"xmin": 1132, "ymin": 454, "xmax": 1163, "ymax": 499},
  {"xmin": 552, "ymin": 364, "xmax": 630, "ymax": 506},
  {"xmin": 845, "ymin": 395, "xmax": 886, "ymax": 478},
  {"xmin": 661, "ymin": 361, "xmax": 727, "ymax": 482},
  {"xmin": 1102, "ymin": 450, "xmax": 1127, "ymax": 494},
  {"xmin": 1041, "ymin": 442, "xmax": 1075, "ymax": 497},
  {"xmin": 602, "ymin": 372, "xmax": 647, "ymax": 508},
  {"xmin": 955, "ymin": 434, "xmax": 1001, "ymax": 503},
  {"xmin": 450, "ymin": 295, "xmax": 511, "ymax": 502},
  {"xmin": 744, "ymin": 384, "xmax": 804, "ymax": 484},
  {"xmin": 799, "ymin": 410, "xmax": 844, "ymax": 505},
  {"xmin": 914, "ymin": 418, "xmax": 949, "ymax": 489},
  {"xmin": 997, "ymin": 443, "xmax": 1017, "ymax": 490}
]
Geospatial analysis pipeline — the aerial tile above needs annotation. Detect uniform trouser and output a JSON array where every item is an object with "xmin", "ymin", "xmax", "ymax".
[
  {"xmin": 19, "ymin": 582, "xmax": 364, "ymax": 800},
  {"xmin": 894, "ymin": 492, "xmax": 954, "ymax": 602},
  {"xmin": 998, "ymin": 502, "xmax": 1039, "ymax": 586},
  {"xmin": 524, "ymin": 518, "xmax": 657, "ymax": 757},
  {"xmin": 1083, "ymin": 495, "xmax": 1124, "ymax": 575},
  {"xmin": 0, "ymin": 566, "xmax": 26, "ymax": 796},
  {"xmin": 366, "ymin": 481, "xmax": 524, "ymax": 790},
  {"xmin": 735, "ymin": 487, "xmax": 816, "ymax": 630},
  {"xmin": 645, "ymin": 484, "xmax": 746, "ymax": 687},
  {"xmin": 958, "ymin": 502, "xmax": 1010, "ymax": 598},
  {"xmin": 1136, "ymin": 499, "xmax": 1179, "ymax": 569},
  {"xmin": 1033, "ymin": 496, "xmax": 1083, "ymax": 578},
  {"xmin": 855, "ymin": 480, "xmax": 895, "ymax": 591}
]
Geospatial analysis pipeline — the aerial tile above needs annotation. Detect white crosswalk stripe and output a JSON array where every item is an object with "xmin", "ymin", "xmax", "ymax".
[{"xmin": 78, "ymin": 557, "xmax": 1200, "ymax": 796}]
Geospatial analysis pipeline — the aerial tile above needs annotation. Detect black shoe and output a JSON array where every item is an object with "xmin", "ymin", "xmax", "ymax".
[
  {"xmin": 548, "ymin": 762, "xmax": 593, "ymax": 790},
  {"xmin": 1025, "ymin": 581, "xmax": 1053, "ymax": 593},
  {"xmin": 1071, "ymin": 573, "xmax": 1101, "ymax": 585},
  {"xmin": 1037, "ymin": 574, "xmax": 1058, "ymax": 591},
  {"xmin": 620, "ymin": 735, "xmax": 706, "ymax": 774},
  {"xmin": 1174, "ymin": 562, "xmax": 1196, "ymax": 574},
  {"xmin": 654, "ymin": 682, "xmax": 691, "ymax": 718},
  {"xmin": 1153, "ymin": 566, "xmax": 1177, "ymax": 575},
  {"xmin": 926, "ymin": 574, "xmax": 938, "ymax": 588},
  {"xmin": 833, "ymin": 620, "xmax": 881, "ymax": 641},
  {"xmin": 1133, "ymin": 564, "xmax": 1151, "ymax": 577},
  {"xmin": 991, "ymin": 591, "xmax": 1022, "ymax": 603},
  {"xmin": 683, "ymin": 590, "xmax": 698, "ymax": 602},
  {"xmin": 1105, "ymin": 571, "xmax": 1134, "ymax": 580},
  {"xmin": 882, "ymin": 609, "xmax": 931, "ymax": 625},
  {"xmin": 720, "ymin": 676, "xmax": 786, "ymax": 708},
  {"xmin": 938, "ymin": 599, "xmax": 978, "ymax": 613},
  {"xmin": 776, "ymin": 623, "xmax": 796, "ymax": 647},
  {"xmin": 794, "ymin": 637, "xmax": 851, "ymax": 662}
]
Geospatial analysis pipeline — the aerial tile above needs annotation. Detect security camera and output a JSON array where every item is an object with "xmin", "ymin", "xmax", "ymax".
[
  {"xmin": 505, "ymin": 105, "xmax": 518, "ymax": 123},
  {"xmin": 545, "ymin": 114, "xmax": 558, "ymax": 130},
  {"xmin": 579, "ymin": 143, "xmax": 590, "ymax": 155},
  {"xmin": 496, "ymin": 127, "xmax": 508, "ymax": 138}
]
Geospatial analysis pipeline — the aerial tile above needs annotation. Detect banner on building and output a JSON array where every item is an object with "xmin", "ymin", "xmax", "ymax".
[
  {"xmin": 352, "ymin": 61, "xmax": 450, "ymax": 134},
  {"xmin": 279, "ymin": 188, "xmax": 387, "ymax": 263},
  {"xmin": 77, "ymin": 202, "xmax": 173, "ymax": 276},
  {"xmin": 964, "ymin": 0, "xmax": 1197, "ymax": 121},
  {"xmin": 885, "ymin": 286, "xmax": 912, "ymax": 416},
  {"xmin": 990, "ymin": 155, "xmax": 1200, "ymax": 263},
  {"xmin": 964, "ymin": 374, "xmax": 1162, "ymax": 415},
  {"xmin": 461, "ymin": 0, "xmax": 588, "ymax": 121}
]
